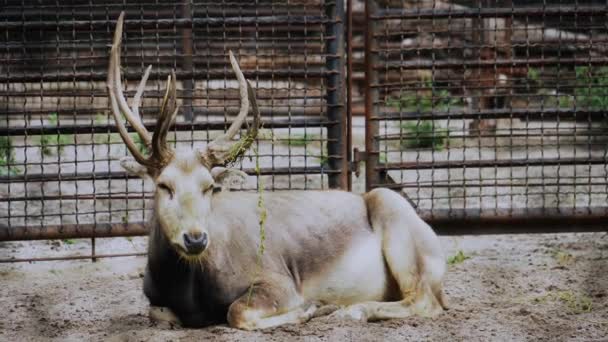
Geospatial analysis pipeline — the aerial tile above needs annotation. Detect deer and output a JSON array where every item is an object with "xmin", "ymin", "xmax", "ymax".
[{"xmin": 107, "ymin": 12, "xmax": 447, "ymax": 330}]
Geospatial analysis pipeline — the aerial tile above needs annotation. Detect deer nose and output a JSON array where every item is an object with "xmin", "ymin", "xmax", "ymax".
[{"xmin": 183, "ymin": 231, "xmax": 208, "ymax": 254}]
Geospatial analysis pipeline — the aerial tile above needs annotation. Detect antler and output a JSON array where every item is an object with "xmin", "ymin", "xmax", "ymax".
[
  {"xmin": 107, "ymin": 12, "xmax": 178, "ymax": 170},
  {"xmin": 201, "ymin": 51, "xmax": 261, "ymax": 166}
]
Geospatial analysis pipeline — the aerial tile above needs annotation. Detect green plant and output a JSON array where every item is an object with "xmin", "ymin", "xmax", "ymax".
[
  {"xmin": 551, "ymin": 249, "xmax": 574, "ymax": 267},
  {"xmin": 94, "ymin": 113, "xmax": 106, "ymax": 125},
  {"xmin": 246, "ymin": 146, "xmax": 267, "ymax": 307},
  {"xmin": 63, "ymin": 239, "xmax": 75, "ymax": 245},
  {"xmin": 286, "ymin": 134, "xmax": 318, "ymax": 147},
  {"xmin": 386, "ymin": 81, "xmax": 461, "ymax": 112},
  {"xmin": 558, "ymin": 95, "xmax": 574, "ymax": 108},
  {"xmin": 527, "ymin": 67, "xmax": 540, "ymax": 82},
  {"xmin": 447, "ymin": 250, "xmax": 470, "ymax": 265},
  {"xmin": 400, "ymin": 121, "xmax": 448, "ymax": 150},
  {"xmin": 379, "ymin": 152, "xmax": 387, "ymax": 164},
  {"xmin": 39, "ymin": 113, "xmax": 71, "ymax": 156},
  {"xmin": 40, "ymin": 134, "xmax": 71, "ymax": 156},
  {"xmin": 131, "ymin": 133, "xmax": 149, "ymax": 155},
  {"xmin": 0, "ymin": 136, "xmax": 20, "ymax": 176},
  {"xmin": 307, "ymin": 151, "xmax": 328, "ymax": 165},
  {"xmin": 572, "ymin": 66, "xmax": 608, "ymax": 109},
  {"xmin": 533, "ymin": 290, "xmax": 592, "ymax": 314}
]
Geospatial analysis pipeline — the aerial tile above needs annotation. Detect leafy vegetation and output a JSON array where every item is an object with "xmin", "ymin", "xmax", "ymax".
[
  {"xmin": 572, "ymin": 66, "xmax": 608, "ymax": 109},
  {"xmin": 307, "ymin": 151, "xmax": 328, "ymax": 166},
  {"xmin": 551, "ymin": 249, "xmax": 575, "ymax": 267},
  {"xmin": 94, "ymin": 113, "xmax": 106, "ymax": 125},
  {"xmin": 286, "ymin": 134, "xmax": 318, "ymax": 147},
  {"xmin": 131, "ymin": 133, "xmax": 149, "ymax": 155},
  {"xmin": 447, "ymin": 250, "xmax": 470, "ymax": 265},
  {"xmin": 379, "ymin": 152, "xmax": 387, "ymax": 164},
  {"xmin": 400, "ymin": 121, "xmax": 448, "ymax": 150},
  {"xmin": 39, "ymin": 113, "xmax": 72, "ymax": 156},
  {"xmin": 0, "ymin": 136, "xmax": 20, "ymax": 176},
  {"xmin": 529, "ymin": 66, "xmax": 608, "ymax": 110},
  {"xmin": 386, "ymin": 80, "xmax": 462, "ymax": 112},
  {"xmin": 527, "ymin": 67, "xmax": 541, "ymax": 82},
  {"xmin": 533, "ymin": 290, "xmax": 593, "ymax": 314}
]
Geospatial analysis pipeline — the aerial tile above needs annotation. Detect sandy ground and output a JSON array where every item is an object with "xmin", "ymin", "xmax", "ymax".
[
  {"xmin": 2, "ymin": 119, "xmax": 608, "ymax": 341},
  {"xmin": 1, "ymin": 232, "xmax": 607, "ymax": 341}
]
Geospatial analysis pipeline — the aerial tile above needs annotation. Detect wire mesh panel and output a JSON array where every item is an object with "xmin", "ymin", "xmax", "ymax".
[
  {"xmin": 0, "ymin": 0, "xmax": 346, "ymax": 243},
  {"xmin": 365, "ymin": 0, "xmax": 608, "ymax": 233}
]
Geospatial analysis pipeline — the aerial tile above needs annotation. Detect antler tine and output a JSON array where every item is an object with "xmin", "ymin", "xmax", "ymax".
[
  {"xmin": 202, "ymin": 50, "xmax": 260, "ymax": 166},
  {"xmin": 220, "ymin": 80, "xmax": 261, "ymax": 166},
  {"xmin": 110, "ymin": 12, "xmax": 152, "ymax": 147},
  {"xmin": 151, "ymin": 71, "xmax": 179, "ymax": 166},
  {"xmin": 132, "ymin": 64, "xmax": 152, "ymax": 119},
  {"xmin": 107, "ymin": 13, "xmax": 148, "ymax": 165},
  {"xmin": 212, "ymin": 50, "xmax": 250, "ymax": 144}
]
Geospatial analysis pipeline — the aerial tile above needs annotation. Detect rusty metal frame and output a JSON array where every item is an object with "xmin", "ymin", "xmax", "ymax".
[
  {"xmin": 325, "ymin": 0, "xmax": 349, "ymax": 189},
  {"xmin": 362, "ymin": 0, "xmax": 608, "ymax": 233},
  {"xmin": 0, "ymin": 1, "xmax": 350, "ymax": 262},
  {"xmin": 5, "ymin": 1, "xmax": 608, "ymax": 264}
]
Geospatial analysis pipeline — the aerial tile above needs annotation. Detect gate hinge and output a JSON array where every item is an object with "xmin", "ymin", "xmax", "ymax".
[{"xmin": 351, "ymin": 147, "xmax": 367, "ymax": 177}]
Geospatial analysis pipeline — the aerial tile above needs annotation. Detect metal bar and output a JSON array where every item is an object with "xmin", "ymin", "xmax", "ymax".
[
  {"xmin": 325, "ymin": 0, "xmax": 348, "ymax": 189},
  {"xmin": 0, "ymin": 7, "xmax": 329, "ymax": 18},
  {"xmin": 376, "ymin": 157, "xmax": 608, "ymax": 171},
  {"xmin": 378, "ymin": 130, "xmax": 608, "ymax": 140},
  {"xmin": 0, "ymin": 16, "xmax": 335, "ymax": 30},
  {"xmin": 4, "ymin": 206, "xmax": 606, "ymax": 243},
  {"xmin": 0, "ymin": 222, "xmax": 148, "ymax": 241},
  {"xmin": 1, "ymin": 118, "xmax": 336, "ymax": 136},
  {"xmin": 181, "ymin": 0, "xmax": 195, "ymax": 122},
  {"xmin": 372, "ymin": 108, "xmax": 608, "ymax": 121},
  {"xmin": 374, "ymin": 58, "xmax": 608, "ymax": 70},
  {"xmin": 0, "ymin": 69, "xmax": 337, "ymax": 83},
  {"xmin": 371, "ymin": 6, "xmax": 608, "ymax": 20},
  {"xmin": 0, "ymin": 252, "xmax": 147, "ymax": 263},
  {"xmin": 374, "ymin": 181, "xmax": 608, "ymax": 189},
  {"xmin": 1, "ymin": 108, "xmax": 335, "ymax": 119},
  {"xmin": 0, "ymin": 166, "xmax": 340, "ymax": 184},
  {"xmin": 423, "ymin": 208, "xmax": 608, "ymax": 235},
  {"xmin": 364, "ymin": 0, "xmax": 380, "ymax": 192},
  {"xmin": 346, "ymin": 0, "xmax": 353, "ymax": 191}
]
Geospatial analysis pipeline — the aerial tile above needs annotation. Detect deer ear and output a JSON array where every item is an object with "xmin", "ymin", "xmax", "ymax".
[
  {"xmin": 210, "ymin": 167, "xmax": 248, "ymax": 189},
  {"xmin": 120, "ymin": 156, "xmax": 149, "ymax": 179}
]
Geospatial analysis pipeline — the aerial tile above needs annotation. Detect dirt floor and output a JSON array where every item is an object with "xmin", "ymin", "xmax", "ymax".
[{"xmin": 1, "ymin": 232, "xmax": 607, "ymax": 342}]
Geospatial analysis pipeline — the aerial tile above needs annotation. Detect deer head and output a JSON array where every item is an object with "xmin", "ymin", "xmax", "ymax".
[{"xmin": 108, "ymin": 12, "xmax": 260, "ymax": 257}]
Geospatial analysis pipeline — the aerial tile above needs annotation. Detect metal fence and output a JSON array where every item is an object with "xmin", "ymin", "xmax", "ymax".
[
  {"xmin": 2, "ymin": 0, "xmax": 608, "ymax": 263},
  {"xmin": 0, "ymin": 0, "xmax": 348, "ymax": 254},
  {"xmin": 364, "ymin": 0, "xmax": 608, "ymax": 234}
]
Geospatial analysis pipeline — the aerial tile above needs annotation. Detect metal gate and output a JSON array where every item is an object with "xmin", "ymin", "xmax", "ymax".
[
  {"xmin": 0, "ymin": 0, "xmax": 347, "ymax": 261},
  {"xmin": 363, "ymin": 0, "xmax": 608, "ymax": 234},
  {"xmin": 2, "ymin": 1, "xmax": 608, "ymax": 263}
]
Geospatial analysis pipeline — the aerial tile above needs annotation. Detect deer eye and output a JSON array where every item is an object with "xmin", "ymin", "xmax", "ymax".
[{"xmin": 157, "ymin": 183, "xmax": 174, "ymax": 197}]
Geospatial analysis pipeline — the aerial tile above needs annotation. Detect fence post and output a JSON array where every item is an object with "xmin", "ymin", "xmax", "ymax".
[
  {"xmin": 364, "ymin": 0, "xmax": 380, "ymax": 191},
  {"xmin": 325, "ymin": 0, "xmax": 348, "ymax": 190},
  {"xmin": 181, "ymin": 0, "xmax": 194, "ymax": 121}
]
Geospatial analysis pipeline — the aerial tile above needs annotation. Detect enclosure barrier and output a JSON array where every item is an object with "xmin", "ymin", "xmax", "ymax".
[
  {"xmin": 0, "ymin": 0, "xmax": 348, "ymax": 261},
  {"xmin": 364, "ymin": 0, "xmax": 608, "ymax": 233},
  {"xmin": 2, "ymin": 0, "xmax": 608, "ymax": 263}
]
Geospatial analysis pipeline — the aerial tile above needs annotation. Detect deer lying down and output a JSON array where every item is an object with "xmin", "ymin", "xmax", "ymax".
[{"xmin": 108, "ymin": 13, "xmax": 447, "ymax": 330}]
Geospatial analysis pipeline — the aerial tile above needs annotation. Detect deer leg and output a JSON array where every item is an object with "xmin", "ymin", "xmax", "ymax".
[
  {"xmin": 330, "ymin": 189, "xmax": 446, "ymax": 322},
  {"xmin": 149, "ymin": 306, "xmax": 181, "ymax": 325},
  {"xmin": 227, "ymin": 275, "xmax": 317, "ymax": 330}
]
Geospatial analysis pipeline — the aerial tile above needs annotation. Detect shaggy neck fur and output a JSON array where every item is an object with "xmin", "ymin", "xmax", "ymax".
[{"xmin": 143, "ymin": 215, "xmax": 236, "ymax": 327}]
